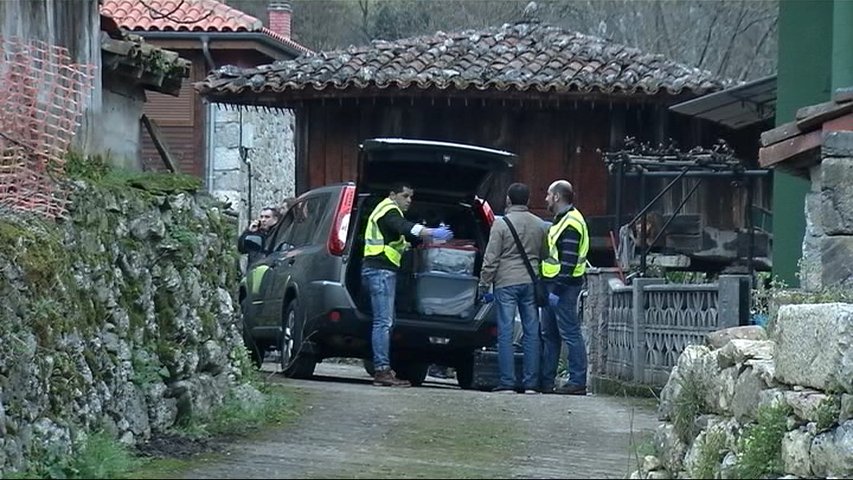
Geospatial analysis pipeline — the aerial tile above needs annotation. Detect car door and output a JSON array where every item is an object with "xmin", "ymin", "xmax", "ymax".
[
  {"xmin": 246, "ymin": 211, "xmax": 296, "ymax": 327},
  {"xmin": 256, "ymin": 192, "xmax": 335, "ymax": 324}
]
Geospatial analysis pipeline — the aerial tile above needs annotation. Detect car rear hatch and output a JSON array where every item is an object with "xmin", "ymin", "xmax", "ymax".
[{"xmin": 357, "ymin": 138, "xmax": 516, "ymax": 199}]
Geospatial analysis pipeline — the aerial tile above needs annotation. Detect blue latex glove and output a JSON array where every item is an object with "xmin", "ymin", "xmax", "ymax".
[
  {"xmin": 431, "ymin": 226, "xmax": 454, "ymax": 241},
  {"xmin": 481, "ymin": 292, "xmax": 494, "ymax": 303},
  {"xmin": 548, "ymin": 293, "xmax": 560, "ymax": 308}
]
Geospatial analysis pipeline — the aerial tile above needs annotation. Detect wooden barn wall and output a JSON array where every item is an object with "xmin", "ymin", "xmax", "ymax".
[
  {"xmin": 298, "ymin": 99, "xmax": 770, "ymax": 233},
  {"xmin": 300, "ymin": 101, "xmax": 614, "ymax": 217}
]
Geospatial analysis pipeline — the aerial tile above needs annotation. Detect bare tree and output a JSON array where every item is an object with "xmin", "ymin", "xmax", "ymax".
[{"xmin": 139, "ymin": 0, "xmax": 214, "ymax": 24}]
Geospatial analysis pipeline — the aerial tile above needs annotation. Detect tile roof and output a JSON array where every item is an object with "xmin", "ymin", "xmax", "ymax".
[
  {"xmin": 196, "ymin": 21, "xmax": 727, "ymax": 100},
  {"xmin": 100, "ymin": 0, "xmax": 311, "ymax": 54}
]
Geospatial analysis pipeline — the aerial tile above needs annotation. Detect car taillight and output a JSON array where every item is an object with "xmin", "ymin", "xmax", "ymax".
[
  {"xmin": 476, "ymin": 196, "xmax": 495, "ymax": 226},
  {"xmin": 328, "ymin": 185, "xmax": 355, "ymax": 256}
]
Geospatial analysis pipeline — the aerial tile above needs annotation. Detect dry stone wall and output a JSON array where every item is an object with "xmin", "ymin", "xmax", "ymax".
[
  {"xmin": 633, "ymin": 303, "xmax": 853, "ymax": 479},
  {"xmin": 0, "ymin": 175, "xmax": 255, "ymax": 474}
]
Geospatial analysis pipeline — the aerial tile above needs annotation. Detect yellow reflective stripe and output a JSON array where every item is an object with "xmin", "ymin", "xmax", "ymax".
[
  {"xmin": 541, "ymin": 208, "xmax": 589, "ymax": 279},
  {"xmin": 247, "ymin": 265, "xmax": 270, "ymax": 295}
]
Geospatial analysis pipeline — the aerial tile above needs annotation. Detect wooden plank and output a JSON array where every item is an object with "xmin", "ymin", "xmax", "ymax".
[
  {"xmin": 758, "ymin": 128, "xmax": 822, "ymax": 168},
  {"xmin": 324, "ymin": 106, "xmax": 342, "ymax": 185},
  {"xmin": 822, "ymin": 111, "xmax": 853, "ymax": 132},
  {"xmin": 307, "ymin": 105, "xmax": 326, "ymax": 189},
  {"xmin": 140, "ymin": 114, "xmax": 177, "ymax": 173},
  {"xmin": 760, "ymin": 121, "xmax": 802, "ymax": 147},
  {"xmin": 796, "ymin": 101, "xmax": 853, "ymax": 131}
]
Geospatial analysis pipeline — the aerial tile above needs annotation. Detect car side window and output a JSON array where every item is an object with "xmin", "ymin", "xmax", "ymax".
[
  {"xmin": 288, "ymin": 194, "xmax": 332, "ymax": 248},
  {"xmin": 268, "ymin": 211, "xmax": 296, "ymax": 252}
]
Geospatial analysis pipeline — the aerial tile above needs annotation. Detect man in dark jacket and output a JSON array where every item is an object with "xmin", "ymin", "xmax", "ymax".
[
  {"xmin": 238, "ymin": 206, "xmax": 281, "ymax": 265},
  {"xmin": 362, "ymin": 182, "xmax": 453, "ymax": 387},
  {"xmin": 540, "ymin": 180, "xmax": 589, "ymax": 395}
]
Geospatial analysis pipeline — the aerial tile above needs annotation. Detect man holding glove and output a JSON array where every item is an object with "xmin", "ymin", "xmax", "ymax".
[
  {"xmin": 362, "ymin": 182, "xmax": 453, "ymax": 387},
  {"xmin": 540, "ymin": 180, "xmax": 589, "ymax": 395}
]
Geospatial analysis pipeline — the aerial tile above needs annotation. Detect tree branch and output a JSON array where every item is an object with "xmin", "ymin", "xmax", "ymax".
[{"xmin": 139, "ymin": 0, "xmax": 215, "ymax": 25}]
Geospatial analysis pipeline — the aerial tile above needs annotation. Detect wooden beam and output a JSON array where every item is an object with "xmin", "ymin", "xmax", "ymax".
[
  {"xmin": 758, "ymin": 128, "xmax": 822, "ymax": 168},
  {"xmin": 140, "ymin": 114, "xmax": 178, "ymax": 173},
  {"xmin": 760, "ymin": 121, "xmax": 801, "ymax": 147},
  {"xmin": 796, "ymin": 100, "xmax": 853, "ymax": 131}
]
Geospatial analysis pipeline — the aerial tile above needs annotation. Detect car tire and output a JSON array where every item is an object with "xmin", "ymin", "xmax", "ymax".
[
  {"xmin": 455, "ymin": 356, "xmax": 474, "ymax": 390},
  {"xmin": 394, "ymin": 361, "xmax": 429, "ymax": 387},
  {"xmin": 280, "ymin": 299, "xmax": 316, "ymax": 379},
  {"xmin": 241, "ymin": 298, "xmax": 264, "ymax": 369}
]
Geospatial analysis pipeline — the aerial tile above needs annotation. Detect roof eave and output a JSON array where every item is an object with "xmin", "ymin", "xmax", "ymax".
[{"xmin": 134, "ymin": 31, "xmax": 307, "ymax": 59}]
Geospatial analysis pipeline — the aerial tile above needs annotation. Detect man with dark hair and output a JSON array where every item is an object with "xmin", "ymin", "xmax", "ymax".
[
  {"xmin": 479, "ymin": 182, "xmax": 547, "ymax": 393},
  {"xmin": 362, "ymin": 182, "xmax": 454, "ymax": 387},
  {"xmin": 540, "ymin": 179, "xmax": 589, "ymax": 395},
  {"xmin": 238, "ymin": 206, "xmax": 281, "ymax": 265}
]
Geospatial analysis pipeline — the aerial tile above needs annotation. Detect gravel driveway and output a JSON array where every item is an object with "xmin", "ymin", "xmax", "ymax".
[{"xmin": 182, "ymin": 362, "xmax": 658, "ymax": 479}]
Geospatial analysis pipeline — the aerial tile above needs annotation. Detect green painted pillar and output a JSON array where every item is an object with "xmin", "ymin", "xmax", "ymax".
[
  {"xmin": 772, "ymin": 0, "xmax": 834, "ymax": 286},
  {"xmin": 832, "ymin": 0, "xmax": 853, "ymax": 90}
]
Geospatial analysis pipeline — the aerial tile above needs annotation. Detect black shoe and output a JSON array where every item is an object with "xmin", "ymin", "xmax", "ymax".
[
  {"xmin": 491, "ymin": 386, "xmax": 516, "ymax": 394},
  {"xmin": 539, "ymin": 385, "xmax": 556, "ymax": 395},
  {"xmin": 554, "ymin": 384, "xmax": 587, "ymax": 395}
]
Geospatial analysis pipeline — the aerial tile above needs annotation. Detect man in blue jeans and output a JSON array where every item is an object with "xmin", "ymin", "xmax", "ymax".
[
  {"xmin": 362, "ymin": 182, "xmax": 453, "ymax": 387},
  {"xmin": 540, "ymin": 180, "xmax": 589, "ymax": 395},
  {"xmin": 479, "ymin": 183, "xmax": 547, "ymax": 393}
]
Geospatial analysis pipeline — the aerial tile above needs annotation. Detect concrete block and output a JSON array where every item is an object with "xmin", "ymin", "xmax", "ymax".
[
  {"xmin": 774, "ymin": 303, "xmax": 853, "ymax": 393},
  {"xmin": 212, "ymin": 147, "xmax": 242, "ymax": 171}
]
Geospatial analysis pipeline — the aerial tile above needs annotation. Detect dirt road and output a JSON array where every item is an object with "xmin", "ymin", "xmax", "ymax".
[{"xmin": 182, "ymin": 363, "xmax": 658, "ymax": 479}]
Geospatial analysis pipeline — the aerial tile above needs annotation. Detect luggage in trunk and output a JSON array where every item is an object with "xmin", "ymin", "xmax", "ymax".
[{"xmin": 414, "ymin": 271, "xmax": 479, "ymax": 318}]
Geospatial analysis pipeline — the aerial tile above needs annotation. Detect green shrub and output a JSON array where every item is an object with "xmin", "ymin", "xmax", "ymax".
[
  {"xmin": 691, "ymin": 429, "xmax": 727, "ymax": 479},
  {"xmin": 672, "ymin": 369, "xmax": 706, "ymax": 444},
  {"xmin": 734, "ymin": 403, "xmax": 791, "ymax": 478}
]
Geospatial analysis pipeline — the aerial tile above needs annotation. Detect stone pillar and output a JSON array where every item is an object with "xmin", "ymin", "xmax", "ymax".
[
  {"xmin": 582, "ymin": 267, "xmax": 621, "ymax": 376},
  {"xmin": 718, "ymin": 275, "xmax": 750, "ymax": 327},
  {"xmin": 632, "ymin": 277, "xmax": 664, "ymax": 383},
  {"xmin": 801, "ymin": 131, "xmax": 853, "ymax": 291}
]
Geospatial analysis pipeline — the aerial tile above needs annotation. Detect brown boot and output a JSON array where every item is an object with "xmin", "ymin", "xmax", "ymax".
[{"xmin": 373, "ymin": 369, "xmax": 411, "ymax": 387}]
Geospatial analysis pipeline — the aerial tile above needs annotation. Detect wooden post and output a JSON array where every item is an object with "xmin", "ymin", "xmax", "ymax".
[{"xmin": 140, "ymin": 114, "xmax": 177, "ymax": 173}]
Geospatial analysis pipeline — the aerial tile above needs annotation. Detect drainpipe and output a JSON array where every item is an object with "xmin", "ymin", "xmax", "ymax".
[{"xmin": 201, "ymin": 35, "xmax": 217, "ymax": 192}]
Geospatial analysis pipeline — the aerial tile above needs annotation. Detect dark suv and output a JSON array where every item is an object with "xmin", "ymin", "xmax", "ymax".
[{"xmin": 239, "ymin": 138, "xmax": 515, "ymax": 387}]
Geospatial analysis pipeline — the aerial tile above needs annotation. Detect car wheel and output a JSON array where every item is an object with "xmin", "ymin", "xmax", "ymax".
[
  {"xmin": 241, "ymin": 298, "xmax": 264, "ymax": 369},
  {"xmin": 455, "ymin": 356, "xmax": 474, "ymax": 390},
  {"xmin": 363, "ymin": 359, "xmax": 376, "ymax": 377},
  {"xmin": 280, "ymin": 299, "xmax": 316, "ymax": 379},
  {"xmin": 394, "ymin": 361, "xmax": 429, "ymax": 387}
]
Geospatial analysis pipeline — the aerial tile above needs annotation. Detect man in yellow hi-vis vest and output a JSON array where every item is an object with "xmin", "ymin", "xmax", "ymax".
[
  {"xmin": 362, "ymin": 182, "xmax": 454, "ymax": 387},
  {"xmin": 540, "ymin": 180, "xmax": 589, "ymax": 395}
]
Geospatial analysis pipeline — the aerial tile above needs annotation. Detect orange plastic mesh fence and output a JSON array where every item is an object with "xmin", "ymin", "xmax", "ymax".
[{"xmin": 0, "ymin": 36, "xmax": 95, "ymax": 219}]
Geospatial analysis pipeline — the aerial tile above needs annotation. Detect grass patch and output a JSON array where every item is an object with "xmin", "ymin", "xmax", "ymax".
[
  {"xmin": 734, "ymin": 403, "xmax": 791, "ymax": 479},
  {"xmin": 6, "ymin": 431, "xmax": 142, "ymax": 479},
  {"xmin": 815, "ymin": 395, "xmax": 841, "ymax": 432},
  {"xmin": 672, "ymin": 369, "xmax": 706, "ymax": 444},
  {"xmin": 690, "ymin": 428, "xmax": 727, "ymax": 479}
]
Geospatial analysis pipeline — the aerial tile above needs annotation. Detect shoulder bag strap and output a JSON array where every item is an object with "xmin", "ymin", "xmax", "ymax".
[{"xmin": 503, "ymin": 216, "xmax": 538, "ymax": 283}]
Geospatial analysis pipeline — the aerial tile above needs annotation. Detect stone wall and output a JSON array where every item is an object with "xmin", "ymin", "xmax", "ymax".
[
  {"xmin": 801, "ymin": 131, "xmax": 853, "ymax": 291},
  {"xmin": 0, "ymin": 174, "xmax": 253, "ymax": 474},
  {"xmin": 633, "ymin": 303, "xmax": 853, "ymax": 479},
  {"xmin": 209, "ymin": 105, "xmax": 297, "ymax": 234}
]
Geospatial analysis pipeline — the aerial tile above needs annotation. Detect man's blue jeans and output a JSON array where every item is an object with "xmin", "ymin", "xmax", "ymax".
[
  {"xmin": 362, "ymin": 267, "xmax": 396, "ymax": 370},
  {"xmin": 540, "ymin": 284, "xmax": 587, "ymax": 389},
  {"xmin": 494, "ymin": 283, "xmax": 540, "ymax": 390}
]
